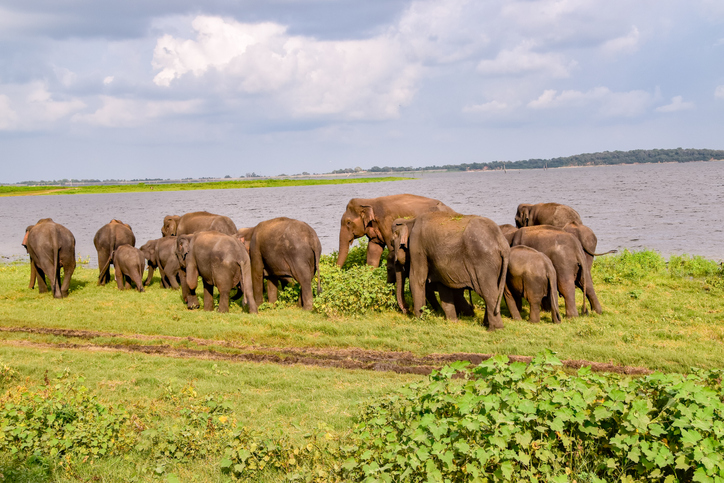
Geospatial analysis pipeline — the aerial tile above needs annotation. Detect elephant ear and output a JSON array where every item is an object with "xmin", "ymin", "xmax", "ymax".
[{"xmin": 360, "ymin": 205, "xmax": 376, "ymax": 227}]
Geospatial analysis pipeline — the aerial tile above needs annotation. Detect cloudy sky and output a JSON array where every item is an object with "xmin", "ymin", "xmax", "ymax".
[{"xmin": 1, "ymin": 0, "xmax": 723, "ymax": 182}]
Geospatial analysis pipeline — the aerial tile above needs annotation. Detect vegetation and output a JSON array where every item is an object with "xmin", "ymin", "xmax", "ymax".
[
  {"xmin": 0, "ymin": 177, "xmax": 409, "ymax": 197},
  {"xmin": 0, "ymin": 246, "xmax": 722, "ymax": 480},
  {"xmin": 363, "ymin": 148, "xmax": 724, "ymax": 173}
]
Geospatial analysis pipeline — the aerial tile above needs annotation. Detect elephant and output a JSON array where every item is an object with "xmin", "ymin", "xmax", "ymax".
[
  {"xmin": 337, "ymin": 194, "xmax": 454, "ymax": 268},
  {"xmin": 22, "ymin": 218, "xmax": 76, "ymax": 298},
  {"xmin": 139, "ymin": 237, "xmax": 182, "ymax": 288},
  {"xmin": 394, "ymin": 212, "xmax": 510, "ymax": 330},
  {"xmin": 94, "ymin": 219, "xmax": 135, "ymax": 286},
  {"xmin": 498, "ymin": 224, "xmax": 518, "ymax": 245},
  {"xmin": 510, "ymin": 225, "xmax": 594, "ymax": 317},
  {"xmin": 237, "ymin": 217, "xmax": 322, "ymax": 310},
  {"xmin": 390, "ymin": 218, "xmax": 475, "ymax": 318},
  {"xmin": 176, "ymin": 231, "xmax": 258, "ymax": 314},
  {"xmin": 98, "ymin": 245, "xmax": 145, "ymax": 292},
  {"xmin": 515, "ymin": 202, "xmax": 582, "ymax": 228},
  {"xmin": 162, "ymin": 211, "xmax": 237, "ymax": 237},
  {"xmin": 503, "ymin": 246, "xmax": 561, "ymax": 324}
]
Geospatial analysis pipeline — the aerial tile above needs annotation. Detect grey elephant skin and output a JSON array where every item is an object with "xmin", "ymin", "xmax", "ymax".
[
  {"xmin": 176, "ymin": 231, "xmax": 258, "ymax": 314},
  {"xmin": 94, "ymin": 219, "xmax": 135, "ymax": 286},
  {"xmin": 237, "ymin": 217, "xmax": 322, "ymax": 310},
  {"xmin": 504, "ymin": 246, "xmax": 561, "ymax": 324},
  {"xmin": 390, "ymin": 218, "xmax": 474, "ymax": 318},
  {"xmin": 140, "ymin": 237, "xmax": 182, "ymax": 288},
  {"xmin": 395, "ymin": 212, "xmax": 510, "ymax": 330},
  {"xmin": 337, "ymin": 194, "xmax": 454, "ymax": 268},
  {"xmin": 515, "ymin": 202, "xmax": 583, "ymax": 228},
  {"xmin": 511, "ymin": 225, "xmax": 598, "ymax": 317},
  {"xmin": 103, "ymin": 245, "xmax": 145, "ymax": 292},
  {"xmin": 162, "ymin": 211, "xmax": 237, "ymax": 237},
  {"xmin": 22, "ymin": 218, "xmax": 76, "ymax": 298}
]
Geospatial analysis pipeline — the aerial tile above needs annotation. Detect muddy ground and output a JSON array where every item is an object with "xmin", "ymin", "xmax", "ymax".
[{"xmin": 0, "ymin": 326, "xmax": 652, "ymax": 376}]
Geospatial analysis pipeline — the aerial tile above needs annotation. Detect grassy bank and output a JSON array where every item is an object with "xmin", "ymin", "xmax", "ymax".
[
  {"xmin": 0, "ymin": 177, "xmax": 410, "ymax": 197},
  {"xmin": 0, "ymin": 248, "xmax": 722, "ymax": 481}
]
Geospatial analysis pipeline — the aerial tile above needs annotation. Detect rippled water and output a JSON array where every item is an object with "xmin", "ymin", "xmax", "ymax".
[{"xmin": 2, "ymin": 161, "xmax": 723, "ymax": 266}]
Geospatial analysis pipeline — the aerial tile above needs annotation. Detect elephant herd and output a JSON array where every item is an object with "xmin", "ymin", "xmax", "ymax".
[{"xmin": 21, "ymin": 195, "xmax": 613, "ymax": 330}]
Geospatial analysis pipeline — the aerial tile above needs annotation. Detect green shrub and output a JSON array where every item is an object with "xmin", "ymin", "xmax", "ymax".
[
  {"xmin": 339, "ymin": 352, "xmax": 724, "ymax": 482},
  {"xmin": 594, "ymin": 249, "xmax": 667, "ymax": 283},
  {"xmin": 667, "ymin": 254, "xmax": 723, "ymax": 278}
]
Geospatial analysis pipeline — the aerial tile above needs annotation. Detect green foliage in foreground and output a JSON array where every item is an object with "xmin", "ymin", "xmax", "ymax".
[
  {"xmin": 0, "ymin": 177, "xmax": 409, "ymax": 196},
  {"xmin": 2, "ymin": 353, "xmax": 724, "ymax": 482}
]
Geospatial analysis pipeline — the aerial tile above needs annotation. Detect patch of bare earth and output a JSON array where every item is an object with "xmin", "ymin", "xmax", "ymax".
[{"xmin": 0, "ymin": 326, "xmax": 652, "ymax": 376}]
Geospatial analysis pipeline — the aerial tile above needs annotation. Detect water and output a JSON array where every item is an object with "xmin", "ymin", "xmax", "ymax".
[{"xmin": 2, "ymin": 161, "xmax": 723, "ymax": 266}]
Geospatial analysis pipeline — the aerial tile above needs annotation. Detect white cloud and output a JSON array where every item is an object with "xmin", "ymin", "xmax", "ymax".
[
  {"xmin": 601, "ymin": 26, "xmax": 640, "ymax": 56},
  {"xmin": 152, "ymin": 16, "xmax": 420, "ymax": 120},
  {"xmin": 528, "ymin": 87, "xmax": 652, "ymax": 117},
  {"xmin": 476, "ymin": 41, "xmax": 575, "ymax": 78},
  {"xmin": 103, "ymin": 76, "xmax": 114, "ymax": 85},
  {"xmin": 463, "ymin": 100, "xmax": 509, "ymax": 113},
  {"xmin": 73, "ymin": 96, "xmax": 203, "ymax": 127},
  {"xmin": 715, "ymin": 85, "xmax": 724, "ymax": 99},
  {"xmin": 0, "ymin": 82, "xmax": 86, "ymax": 131},
  {"xmin": 655, "ymin": 96, "xmax": 695, "ymax": 113}
]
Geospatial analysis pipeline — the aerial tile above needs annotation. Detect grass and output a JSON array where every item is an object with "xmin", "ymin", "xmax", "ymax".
[
  {"xmin": 0, "ymin": 177, "xmax": 410, "ymax": 196},
  {"xmin": 0, "ymin": 249, "xmax": 722, "ymax": 481}
]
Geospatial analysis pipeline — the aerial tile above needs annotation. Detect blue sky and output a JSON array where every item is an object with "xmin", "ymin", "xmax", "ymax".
[{"xmin": 1, "ymin": 0, "xmax": 723, "ymax": 182}]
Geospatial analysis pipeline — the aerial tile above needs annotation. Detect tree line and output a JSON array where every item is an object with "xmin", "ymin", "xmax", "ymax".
[{"xmin": 365, "ymin": 148, "xmax": 724, "ymax": 173}]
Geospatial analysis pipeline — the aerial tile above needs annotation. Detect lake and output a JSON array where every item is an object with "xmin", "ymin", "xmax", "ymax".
[{"xmin": 2, "ymin": 160, "xmax": 723, "ymax": 266}]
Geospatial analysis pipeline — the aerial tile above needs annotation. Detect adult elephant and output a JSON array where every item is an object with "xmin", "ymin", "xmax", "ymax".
[
  {"xmin": 562, "ymin": 222, "xmax": 617, "ymax": 272},
  {"xmin": 337, "ymin": 194, "xmax": 454, "ymax": 268},
  {"xmin": 21, "ymin": 225, "xmax": 37, "ymax": 289},
  {"xmin": 498, "ymin": 224, "xmax": 518, "ymax": 245},
  {"xmin": 394, "ymin": 212, "xmax": 509, "ymax": 330},
  {"xmin": 94, "ymin": 219, "xmax": 135, "ymax": 286},
  {"xmin": 139, "ymin": 237, "xmax": 182, "ymax": 288},
  {"xmin": 510, "ymin": 226, "xmax": 594, "ymax": 317},
  {"xmin": 515, "ymin": 202, "xmax": 582, "ymax": 228},
  {"xmin": 176, "ymin": 231, "xmax": 257, "ymax": 314},
  {"xmin": 390, "ymin": 218, "xmax": 475, "ymax": 318},
  {"xmin": 22, "ymin": 218, "xmax": 76, "ymax": 298},
  {"xmin": 161, "ymin": 211, "xmax": 237, "ymax": 237},
  {"xmin": 237, "ymin": 217, "xmax": 322, "ymax": 310}
]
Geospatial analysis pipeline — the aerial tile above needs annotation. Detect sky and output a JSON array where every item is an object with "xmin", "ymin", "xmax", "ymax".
[{"xmin": 1, "ymin": 0, "xmax": 723, "ymax": 182}]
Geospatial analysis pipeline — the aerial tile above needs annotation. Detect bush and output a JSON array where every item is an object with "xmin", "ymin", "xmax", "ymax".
[
  {"xmin": 594, "ymin": 249, "xmax": 667, "ymax": 283},
  {"xmin": 339, "ymin": 352, "xmax": 724, "ymax": 482}
]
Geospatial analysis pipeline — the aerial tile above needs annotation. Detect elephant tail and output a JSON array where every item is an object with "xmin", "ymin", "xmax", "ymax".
[
  {"xmin": 578, "ymin": 260, "xmax": 588, "ymax": 316},
  {"xmin": 493, "ymin": 251, "xmax": 508, "ymax": 317},
  {"xmin": 586, "ymin": 248, "xmax": 617, "ymax": 257},
  {"xmin": 52, "ymin": 229, "xmax": 62, "ymax": 298},
  {"xmin": 99, "ymin": 249, "xmax": 115, "ymax": 284},
  {"xmin": 548, "ymin": 270, "xmax": 561, "ymax": 324}
]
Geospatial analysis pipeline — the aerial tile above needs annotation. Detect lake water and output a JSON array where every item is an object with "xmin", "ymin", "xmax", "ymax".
[{"xmin": 2, "ymin": 161, "xmax": 723, "ymax": 266}]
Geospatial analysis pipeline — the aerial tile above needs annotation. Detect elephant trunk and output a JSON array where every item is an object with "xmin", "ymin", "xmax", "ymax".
[{"xmin": 337, "ymin": 230, "xmax": 353, "ymax": 267}]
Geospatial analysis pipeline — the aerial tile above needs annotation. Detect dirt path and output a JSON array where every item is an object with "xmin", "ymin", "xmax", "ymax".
[{"xmin": 0, "ymin": 326, "xmax": 652, "ymax": 376}]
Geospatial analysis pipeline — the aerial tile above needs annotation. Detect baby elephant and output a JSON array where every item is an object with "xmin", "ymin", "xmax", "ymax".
[
  {"xmin": 105, "ymin": 244, "xmax": 145, "ymax": 292},
  {"xmin": 504, "ymin": 246, "xmax": 560, "ymax": 324}
]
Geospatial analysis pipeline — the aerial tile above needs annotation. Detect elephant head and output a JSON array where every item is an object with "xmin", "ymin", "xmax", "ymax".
[
  {"xmin": 162, "ymin": 215, "xmax": 181, "ymax": 237},
  {"xmin": 337, "ymin": 201, "xmax": 376, "ymax": 267},
  {"xmin": 391, "ymin": 219, "xmax": 413, "ymax": 268},
  {"xmin": 236, "ymin": 228, "xmax": 253, "ymax": 253},
  {"xmin": 175, "ymin": 234, "xmax": 192, "ymax": 268},
  {"xmin": 514, "ymin": 204, "xmax": 533, "ymax": 228}
]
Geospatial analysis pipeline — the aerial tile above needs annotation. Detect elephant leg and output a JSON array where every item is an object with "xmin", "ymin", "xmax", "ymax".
[
  {"xmin": 583, "ymin": 271, "xmax": 602, "ymax": 314},
  {"xmin": 217, "ymin": 282, "xmax": 231, "ymax": 313},
  {"xmin": 298, "ymin": 273, "xmax": 314, "ymax": 311},
  {"xmin": 29, "ymin": 262, "xmax": 37, "ymax": 289},
  {"xmin": 35, "ymin": 264, "xmax": 49, "ymax": 293},
  {"xmin": 132, "ymin": 269, "xmax": 144, "ymax": 293},
  {"xmin": 266, "ymin": 278, "xmax": 279, "ymax": 304},
  {"xmin": 504, "ymin": 287, "xmax": 523, "ymax": 320},
  {"xmin": 528, "ymin": 299, "xmax": 542, "ymax": 323},
  {"xmin": 98, "ymin": 250, "xmax": 110, "ymax": 285},
  {"xmin": 454, "ymin": 289, "xmax": 475, "ymax": 317},
  {"xmin": 478, "ymin": 278, "xmax": 504, "ymax": 331},
  {"xmin": 202, "ymin": 280, "xmax": 215, "ymax": 311},
  {"xmin": 425, "ymin": 284, "xmax": 444, "ymax": 313},
  {"xmin": 559, "ymin": 279, "xmax": 579, "ymax": 318},
  {"xmin": 60, "ymin": 264, "xmax": 75, "ymax": 298},
  {"xmin": 436, "ymin": 286, "xmax": 458, "ymax": 321},
  {"xmin": 410, "ymin": 265, "xmax": 428, "ymax": 318},
  {"xmin": 366, "ymin": 242, "xmax": 385, "ymax": 268},
  {"xmin": 115, "ymin": 267, "xmax": 125, "ymax": 290},
  {"xmin": 184, "ymin": 269, "xmax": 199, "ymax": 309}
]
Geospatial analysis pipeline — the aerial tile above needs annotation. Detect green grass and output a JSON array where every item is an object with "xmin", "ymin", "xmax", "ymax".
[
  {"xmin": 0, "ymin": 249, "xmax": 722, "ymax": 481},
  {"xmin": 0, "ymin": 177, "xmax": 410, "ymax": 196}
]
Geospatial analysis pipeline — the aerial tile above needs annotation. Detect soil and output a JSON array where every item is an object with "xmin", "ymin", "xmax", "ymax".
[{"xmin": 0, "ymin": 326, "xmax": 652, "ymax": 376}]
